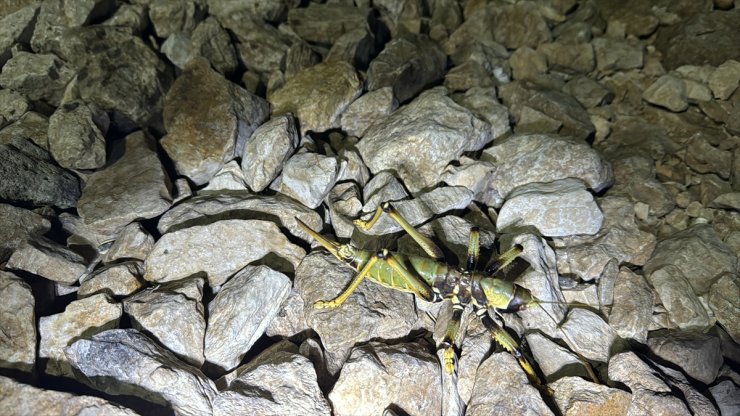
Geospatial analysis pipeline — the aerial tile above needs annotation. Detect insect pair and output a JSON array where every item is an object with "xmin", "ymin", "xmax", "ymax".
[{"xmin": 296, "ymin": 201, "xmax": 596, "ymax": 388}]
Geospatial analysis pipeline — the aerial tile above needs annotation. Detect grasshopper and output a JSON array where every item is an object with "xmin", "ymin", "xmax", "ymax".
[{"xmin": 296, "ymin": 201, "xmax": 597, "ymax": 387}]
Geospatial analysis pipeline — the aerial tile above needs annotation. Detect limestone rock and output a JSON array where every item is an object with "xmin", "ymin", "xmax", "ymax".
[
  {"xmin": 466, "ymin": 352, "xmax": 553, "ymax": 416},
  {"xmin": 65, "ymin": 329, "xmax": 218, "ymax": 416},
  {"xmin": 39, "ymin": 293, "xmax": 121, "ymax": 377},
  {"xmin": 6, "ymin": 237, "xmax": 87, "ymax": 285},
  {"xmin": 161, "ymin": 57, "xmax": 269, "ymax": 185},
  {"xmin": 357, "ymin": 87, "xmax": 492, "ymax": 193},
  {"xmin": 78, "ymin": 261, "xmax": 144, "ymax": 299},
  {"xmin": 48, "ymin": 100, "xmax": 108, "ymax": 170},
  {"xmin": 0, "ymin": 51, "xmax": 74, "ymax": 107},
  {"xmin": 277, "ymin": 152, "xmax": 340, "ymax": 209},
  {"xmin": 0, "ymin": 203, "xmax": 50, "ymax": 262},
  {"xmin": 551, "ymin": 377, "xmax": 631, "ymax": 416},
  {"xmin": 124, "ymin": 277, "xmax": 206, "ymax": 367},
  {"xmin": 482, "ymin": 133, "xmax": 612, "ymax": 205},
  {"xmin": 608, "ymin": 268, "xmax": 655, "ymax": 343},
  {"xmin": 367, "ymin": 34, "xmax": 447, "ymax": 103},
  {"xmin": 241, "ymin": 114, "xmax": 299, "ymax": 192},
  {"xmin": 155, "ymin": 191, "xmax": 323, "ymax": 242},
  {"xmin": 0, "ymin": 138, "xmax": 80, "ymax": 208},
  {"xmin": 145, "ymin": 219, "xmax": 303, "ymax": 287},
  {"xmin": 329, "ymin": 342, "xmax": 441, "ymax": 416},
  {"xmin": 0, "ymin": 376, "xmax": 138, "ymax": 416},
  {"xmin": 0, "ymin": 271, "xmax": 36, "ymax": 372},
  {"xmin": 76, "ymin": 131, "xmax": 172, "ymax": 238},
  {"xmin": 647, "ymin": 330, "xmax": 723, "ymax": 384},
  {"xmin": 340, "ymin": 87, "xmax": 398, "ymax": 138},
  {"xmin": 270, "ymin": 60, "xmax": 362, "ymax": 134},
  {"xmin": 205, "ymin": 266, "xmax": 290, "ymax": 373},
  {"xmin": 497, "ymin": 178, "xmax": 604, "ymax": 237}
]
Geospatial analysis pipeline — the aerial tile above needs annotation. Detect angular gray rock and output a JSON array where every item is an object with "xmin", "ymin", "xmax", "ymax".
[
  {"xmin": 48, "ymin": 100, "xmax": 109, "ymax": 170},
  {"xmin": 608, "ymin": 268, "xmax": 654, "ymax": 343},
  {"xmin": 214, "ymin": 346, "xmax": 331, "ymax": 415},
  {"xmin": 550, "ymin": 376, "xmax": 631, "ymax": 416},
  {"xmin": 0, "ymin": 111, "xmax": 49, "ymax": 148},
  {"xmin": 329, "ymin": 342, "xmax": 441, "ymax": 416},
  {"xmin": 647, "ymin": 265, "xmax": 711, "ymax": 330},
  {"xmin": 0, "ymin": 138, "xmax": 80, "ymax": 208},
  {"xmin": 270, "ymin": 60, "xmax": 363, "ymax": 134},
  {"xmin": 78, "ymin": 261, "xmax": 144, "ymax": 299},
  {"xmin": 65, "ymin": 329, "xmax": 218, "ymax": 416},
  {"xmin": 145, "ymin": 219, "xmax": 304, "ymax": 287},
  {"xmin": 39, "ymin": 293, "xmax": 121, "ymax": 377},
  {"xmin": 295, "ymin": 252, "xmax": 417, "ymax": 374},
  {"xmin": 0, "ymin": 271, "xmax": 36, "ymax": 372},
  {"xmin": 326, "ymin": 27, "xmax": 376, "ymax": 69},
  {"xmin": 155, "ymin": 191, "xmax": 322, "ymax": 242},
  {"xmin": 124, "ymin": 277, "xmax": 206, "ymax": 367},
  {"xmin": 592, "ymin": 37, "xmax": 643, "ymax": 73},
  {"xmin": 277, "ymin": 152, "xmax": 339, "ymax": 209},
  {"xmin": 644, "ymin": 224, "xmax": 737, "ymax": 295},
  {"xmin": 340, "ymin": 87, "xmax": 398, "ymax": 138},
  {"xmin": 189, "ymin": 17, "xmax": 238, "ymax": 75},
  {"xmin": 0, "ymin": 203, "xmax": 50, "ymax": 262},
  {"xmin": 161, "ymin": 57, "xmax": 269, "ymax": 186},
  {"xmin": 103, "ymin": 222, "xmax": 154, "ymax": 263},
  {"xmin": 708, "ymin": 59, "xmax": 740, "ymax": 100},
  {"xmin": 0, "ymin": 89, "xmax": 30, "ymax": 129},
  {"xmin": 491, "ymin": 2, "xmax": 552, "ymax": 49},
  {"xmin": 0, "ymin": 375, "xmax": 138, "ymax": 416},
  {"xmin": 655, "ymin": 362, "xmax": 720, "ymax": 416},
  {"xmin": 148, "ymin": 0, "xmax": 200, "ymax": 38},
  {"xmin": 287, "ymin": 3, "xmax": 370, "ymax": 45},
  {"xmin": 205, "ymin": 266, "xmax": 290, "ymax": 372},
  {"xmin": 0, "ymin": 4, "xmax": 38, "ymax": 67},
  {"xmin": 555, "ymin": 196, "xmax": 656, "ymax": 282},
  {"xmin": 367, "ymin": 34, "xmax": 447, "ymax": 103},
  {"xmin": 356, "ymin": 186, "xmax": 474, "ymax": 236},
  {"xmin": 482, "ymin": 133, "xmax": 612, "ymax": 205},
  {"xmin": 76, "ymin": 131, "xmax": 172, "ymax": 238},
  {"xmin": 709, "ymin": 380, "xmax": 740, "ymax": 416},
  {"xmin": 559, "ymin": 308, "xmax": 618, "ymax": 362},
  {"xmin": 642, "ymin": 75, "xmax": 689, "ymax": 112},
  {"xmin": 647, "ymin": 330, "xmax": 723, "ymax": 384},
  {"xmin": 6, "ymin": 237, "xmax": 87, "ymax": 285},
  {"xmin": 58, "ymin": 25, "xmax": 173, "ymax": 129},
  {"xmin": 357, "ymin": 87, "xmax": 492, "ymax": 193},
  {"xmin": 241, "ymin": 114, "xmax": 299, "ymax": 192},
  {"xmin": 0, "ymin": 51, "xmax": 74, "ymax": 107},
  {"xmin": 499, "ymin": 81, "xmax": 595, "ymax": 140},
  {"xmin": 466, "ymin": 352, "xmax": 553, "ymax": 416},
  {"xmin": 497, "ymin": 178, "xmax": 604, "ymax": 237},
  {"xmin": 708, "ymin": 274, "xmax": 740, "ymax": 343},
  {"xmin": 201, "ymin": 160, "xmax": 248, "ymax": 192},
  {"xmin": 526, "ymin": 333, "xmax": 590, "ymax": 381}
]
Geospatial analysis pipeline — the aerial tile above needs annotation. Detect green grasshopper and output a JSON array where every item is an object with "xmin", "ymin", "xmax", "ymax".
[{"xmin": 296, "ymin": 201, "xmax": 596, "ymax": 386}]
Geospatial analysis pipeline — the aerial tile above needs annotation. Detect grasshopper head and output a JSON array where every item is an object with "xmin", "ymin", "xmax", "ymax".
[{"xmin": 295, "ymin": 217, "xmax": 358, "ymax": 263}]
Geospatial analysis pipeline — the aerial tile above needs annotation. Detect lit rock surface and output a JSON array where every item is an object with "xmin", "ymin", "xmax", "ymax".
[
  {"xmin": 6, "ymin": 237, "xmax": 87, "ymax": 285},
  {"xmin": 241, "ymin": 114, "xmax": 299, "ymax": 192},
  {"xmin": 76, "ymin": 131, "xmax": 172, "ymax": 238},
  {"xmin": 205, "ymin": 266, "xmax": 290, "ymax": 372},
  {"xmin": 124, "ymin": 277, "xmax": 206, "ymax": 367},
  {"xmin": 551, "ymin": 377, "xmax": 631, "ymax": 416},
  {"xmin": 608, "ymin": 267, "xmax": 655, "ymax": 343},
  {"xmin": 48, "ymin": 100, "xmax": 108, "ymax": 170},
  {"xmin": 295, "ymin": 252, "xmax": 417, "ymax": 374},
  {"xmin": 65, "ymin": 329, "xmax": 217, "ymax": 416},
  {"xmin": 277, "ymin": 152, "xmax": 340, "ymax": 209},
  {"xmin": 466, "ymin": 352, "xmax": 553, "ymax": 416},
  {"xmin": 482, "ymin": 133, "xmax": 612, "ymax": 205},
  {"xmin": 329, "ymin": 342, "xmax": 441, "ymax": 416},
  {"xmin": 559, "ymin": 308, "xmax": 618, "ymax": 363},
  {"xmin": 357, "ymin": 87, "xmax": 492, "ymax": 193},
  {"xmin": 0, "ymin": 203, "xmax": 50, "ymax": 262},
  {"xmin": 214, "ymin": 346, "xmax": 330, "ymax": 415},
  {"xmin": 270, "ymin": 60, "xmax": 363, "ymax": 134},
  {"xmin": 497, "ymin": 178, "xmax": 604, "ymax": 237},
  {"xmin": 39, "ymin": 293, "xmax": 121, "ymax": 377},
  {"xmin": 78, "ymin": 261, "xmax": 144, "ymax": 298},
  {"xmin": 102, "ymin": 222, "xmax": 154, "ymax": 263},
  {"xmin": 647, "ymin": 330, "xmax": 723, "ymax": 384},
  {"xmin": 0, "ymin": 375, "xmax": 138, "ymax": 416},
  {"xmin": 145, "ymin": 219, "xmax": 304, "ymax": 287},
  {"xmin": 0, "ymin": 271, "xmax": 36, "ymax": 372},
  {"xmin": 161, "ymin": 57, "xmax": 269, "ymax": 185},
  {"xmin": 0, "ymin": 138, "xmax": 80, "ymax": 209},
  {"xmin": 155, "ymin": 191, "xmax": 322, "ymax": 242}
]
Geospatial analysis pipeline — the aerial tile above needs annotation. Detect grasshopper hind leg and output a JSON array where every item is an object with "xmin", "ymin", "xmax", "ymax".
[{"xmin": 440, "ymin": 303, "xmax": 464, "ymax": 374}]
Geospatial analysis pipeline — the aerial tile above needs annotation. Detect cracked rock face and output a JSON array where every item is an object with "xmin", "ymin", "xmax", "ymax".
[{"xmin": 0, "ymin": 1, "xmax": 737, "ymax": 415}]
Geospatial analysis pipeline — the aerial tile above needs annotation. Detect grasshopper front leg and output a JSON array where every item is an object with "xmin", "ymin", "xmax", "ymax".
[{"xmin": 314, "ymin": 252, "xmax": 380, "ymax": 309}]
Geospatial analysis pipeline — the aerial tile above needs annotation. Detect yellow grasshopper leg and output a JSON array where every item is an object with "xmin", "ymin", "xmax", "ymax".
[
  {"xmin": 314, "ymin": 253, "xmax": 380, "ymax": 309},
  {"xmin": 380, "ymin": 249, "xmax": 433, "ymax": 301},
  {"xmin": 441, "ymin": 304, "xmax": 464, "ymax": 374},
  {"xmin": 475, "ymin": 306, "xmax": 542, "ymax": 387},
  {"xmin": 355, "ymin": 202, "xmax": 444, "ymax": 260}
]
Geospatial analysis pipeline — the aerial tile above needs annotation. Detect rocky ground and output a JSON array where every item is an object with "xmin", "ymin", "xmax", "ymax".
[{"xmin": 0, "ymin": 0, "xmax": 739, "ymax": 415}]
